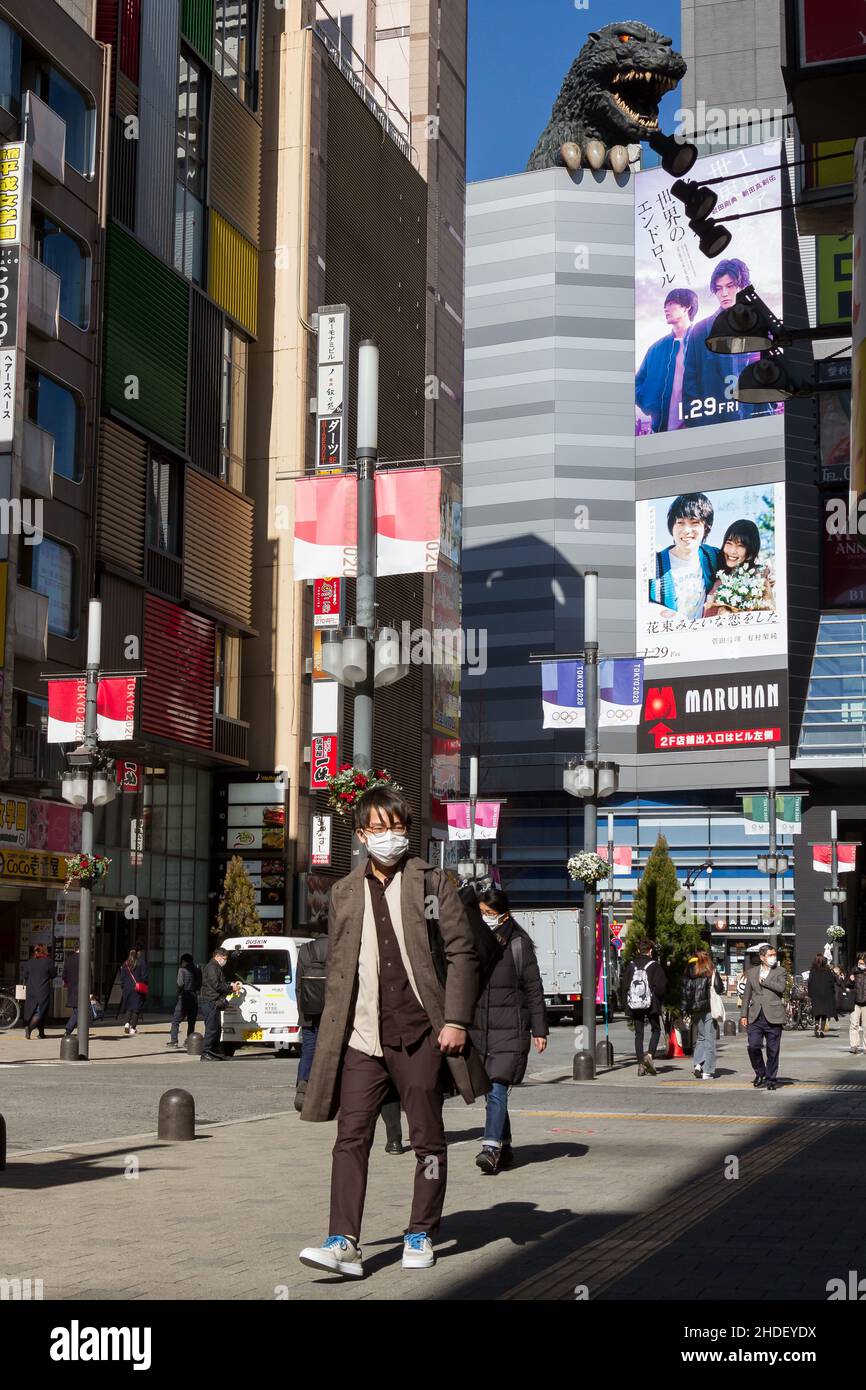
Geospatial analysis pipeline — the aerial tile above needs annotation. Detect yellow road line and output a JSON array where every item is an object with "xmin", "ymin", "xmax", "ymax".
[{"xmin": 513, "ymin": 1108, "xmax": 776, "ymax": 1125}]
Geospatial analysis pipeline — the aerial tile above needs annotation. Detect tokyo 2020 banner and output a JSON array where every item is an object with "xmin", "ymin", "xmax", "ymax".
[
  {"xmin": 635, "ymin": 482, "xmax": 788, "ymax": 666},
  {"xmin": 635, "ymin": 142, "xmax": 784, "ymax": 438}
]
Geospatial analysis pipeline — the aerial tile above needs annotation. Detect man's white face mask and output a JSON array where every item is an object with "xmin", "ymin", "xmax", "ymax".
[{"xmin": 363, "ymin": 829, "xmax": 409, "ymax": 866}]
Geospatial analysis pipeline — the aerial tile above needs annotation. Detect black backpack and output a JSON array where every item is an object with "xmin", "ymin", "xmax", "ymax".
[
  {"xmin": 297, "ymin": 937, "xmax": 328, "ymax": 1019},
  {"xmin": 424, "ymin": 869, "xmax": 501, "ymax": 1000}
]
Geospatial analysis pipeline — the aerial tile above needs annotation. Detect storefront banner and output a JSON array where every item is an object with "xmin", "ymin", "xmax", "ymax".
[
  {"xmin": 742, "ymin": 793, "xmax": 802, "ymax": 836},
  {"xmin": 115, "ymin": 760, "xmax": 141, "ymax": 793},
  {"xmin": 311, "ymin": 813, "xmax": 332, "ymax": 868},
  {"xmin": 27, "ymin": 799, "xmax": 82, "ymax": 853},
  {"xmin": 640, "ymin": 671, "xmax": 788, "ymax": 752},
  {"xmin": 1, "ymin": 849, "xmax": 68, "ymax": 885},
  {"xmin": 596, "ymin": 845, "xmax": 633, "ymax": 873},
  {"xmin": 310, "ymin": 735, "xmax": 338, "ymax": 791},
  {"xmin": 813, "ymin": 843, "xmax": 857, "ymax": 872},
  {"xmin": 445, "ymin": 801, "xmax": 501, "ymax": 841},
  {"xmin": 19, "ymin": 916, "xmax": 53, "ymax": 962},
  {"xmin": 635, "ymin": 142, "xmax": 784, "ymax": 440},
  {"xmin": 541, "ymin": 659, "xmax": 644, "ymax": 728},
  {"xmin": 636, "ymin": 483, "xmax": 788, "ymax": 666},
  {"xmin": 313, "ymin": 577, "xmax": 344, "ymax": 628},
  {"xmin": 0, "ymin": 794, "xmax": 27, "ymax": 847}
]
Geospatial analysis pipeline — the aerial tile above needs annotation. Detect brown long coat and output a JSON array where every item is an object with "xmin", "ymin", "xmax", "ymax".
[{"xmin": 301, "ymin": 856, "xmax": 489, "ymax": 1122}]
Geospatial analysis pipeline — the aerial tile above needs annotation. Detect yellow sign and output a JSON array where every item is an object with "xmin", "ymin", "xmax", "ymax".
[
  {"xmin": 0, "ymin": 848, "xmax": 68, "ymax": 884},
  {"xmin": 818, "ymin": 235, "xmax": 853, "ymax": 327},
  {"xmin": 0, "ymin": 142, "xmax": 26, "ymax": 244}
]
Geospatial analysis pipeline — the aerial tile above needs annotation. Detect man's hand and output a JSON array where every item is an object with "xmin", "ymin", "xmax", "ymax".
[
  {"xmin": 533, "ymin": 1036, "xmax": 548, "ymax": 1054},
  {"xmin": 438, "ymin": 1025, "xmax": 466, "ymax": 1055},
  {"xmin": 740, "ymin": 1017, "xmax": 748, "ymax": 1030}
]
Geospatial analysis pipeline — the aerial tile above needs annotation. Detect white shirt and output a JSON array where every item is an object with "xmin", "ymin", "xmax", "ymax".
[{"xmin": 669, "ymin": 551, "xmax": 707, "ymax": 620}]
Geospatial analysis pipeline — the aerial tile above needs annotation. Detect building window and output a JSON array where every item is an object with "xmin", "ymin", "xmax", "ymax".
[
  {"xmin": 36, "ymin": 64, "xmax": 95, "ymax": 177},
  {"xmin": 0, "ymin": 18, "xmax": 21, "ymax": 117},
  {"xmin": 214, "ymin": 0, "xmax": 260, "ymax": 111},
  {"xmin": 19, "ymin": 535, "xmax": 78, "ymax": 638},
  {"xmin": 24, "ymin": 366, "xmax": 83, "ymax": 482},
  {"xmin": 214, "ymin": 626, "xmax": 241, "ymax": 718},
  {"xmin": 175, "ymin": 52, "xmax": 207, "ymax": 283},
  {"xmin": 220, "ymin": 324, "xmax": 247, "ymax": 490},
  {"xmin": 147, "ymin": 453, "xmax": 182, "ymax": 556},
  {"xmin": 30, "ymin": 209, "xmax": 90, "ymax": 328}
]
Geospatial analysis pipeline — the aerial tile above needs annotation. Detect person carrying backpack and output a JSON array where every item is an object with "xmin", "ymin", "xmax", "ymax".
[
  {"xmin": 470, "ymin": 889, "xmax": 547, "ymax": 1175},
  {"xmin": 621, "ymin": 938, "xmax": 667, "ymax": 1076},
  {"xmin": 167, "ymin": 953, "xmax": 199, "ymax": 1048}
]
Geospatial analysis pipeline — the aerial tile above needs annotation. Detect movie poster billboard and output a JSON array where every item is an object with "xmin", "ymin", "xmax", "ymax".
[
  {"xmin": 635, "ymin": 143, "xmax": 784, "ymax": 441},
  {"xmin": 636, "ymin": 482, "xmax": 787, "ymax": 665}
]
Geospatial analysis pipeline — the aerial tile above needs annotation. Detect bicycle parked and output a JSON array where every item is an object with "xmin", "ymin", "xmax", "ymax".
[
  {"xmin": 0, "ymin": 990, "xmax": 21, "ymax": 1031},
  {"xmin": 787, "ymin": 995, "xmax": 814, "ymax": 1030}
]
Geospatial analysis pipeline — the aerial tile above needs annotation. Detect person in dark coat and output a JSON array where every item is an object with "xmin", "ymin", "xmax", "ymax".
[
  {"xmin": 24, "ymin": 945, "xmax": 56, "ymax": 1039},
  {"xmin": 681, "ymin": 950, "xmax": 724, "ymax": 1080},
  {"xmin": 621, "ymin": 939, "xmax": 668, "ymax": 1075},
  {"xmin": 120, "ymin": 948, "xmax": 148, "ymax": 1035},
  {"xmin": 807, "ymin": 954, "xmax": 837, "ymax": 1038},
  {"xmin": 63, "ymin": 946, "xmax": 81, "ymax": 1037},
  {"xmin": 167, "ymin": 953, "xmax": 198, "ymax": 1047},
  {"xmin": 199, "ymin": 945, "xmax": 242, "ymax": 1060},
  {"xmin": 470, "ymin": 889, "xmax": 548, "ymax": 1175}
]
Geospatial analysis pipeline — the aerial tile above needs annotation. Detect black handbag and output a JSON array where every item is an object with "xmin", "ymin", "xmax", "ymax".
[{"xmin": 837, "ymin": 986, "xmax": 856, "ymax": 1015}]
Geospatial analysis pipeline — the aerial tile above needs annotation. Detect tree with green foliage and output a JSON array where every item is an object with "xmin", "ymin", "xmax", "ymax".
[
  {"xmin": 215, "ymin": 855, "xmax": 262, "ymax": 938},
  {"xmin": 623, "ymin": 834, "xmax": 704, "ymax": 1012}
]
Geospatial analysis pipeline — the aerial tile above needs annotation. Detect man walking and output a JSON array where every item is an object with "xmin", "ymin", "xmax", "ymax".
[
  {"xmin": 167, "ymin": 953, "xmax": 199, "ymax": 1048},
  {"xmin": 621, "ymin": 938, "xmax": 667, "ymax": 1076},
  {"xmin": 199, "ymin": 945, "xmax": 240, "ymax": 1061},
  {"xmin": 298, "ymin": 786, "xmax": 488, "ymax": 1279},
  {"xmin": 741, "ymin": 943, "xmax": 788, "ymax": 1090},
  {"xmin": 848, "ymin": 953, "xmax": 866, "ymax": 1054}
]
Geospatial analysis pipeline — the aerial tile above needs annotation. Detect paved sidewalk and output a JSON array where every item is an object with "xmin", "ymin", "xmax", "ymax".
[{"xmin": 3, "ymin": 1022, "xmax": 866, "ymax": 1301}]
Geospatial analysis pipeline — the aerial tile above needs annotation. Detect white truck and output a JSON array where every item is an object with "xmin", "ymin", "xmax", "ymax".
[{"xmin": 516, "ymin": 908, "xmax": 620, "ymax": 1023}]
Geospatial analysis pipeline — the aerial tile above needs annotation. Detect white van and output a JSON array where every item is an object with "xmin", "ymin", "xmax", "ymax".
[{"xmin": 218, "ymin": 935, "xmax": 314, "ymax": 1057}]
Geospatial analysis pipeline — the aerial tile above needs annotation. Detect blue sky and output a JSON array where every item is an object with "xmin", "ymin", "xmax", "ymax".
[{"xmin": 467, "ymin": 0, "xmax": 682, "ymax": 182}]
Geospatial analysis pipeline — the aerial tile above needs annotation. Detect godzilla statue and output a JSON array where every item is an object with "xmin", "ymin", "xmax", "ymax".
[{"xmin": 527, "ymin": 20, "xmax": 686, "ymax": 174}]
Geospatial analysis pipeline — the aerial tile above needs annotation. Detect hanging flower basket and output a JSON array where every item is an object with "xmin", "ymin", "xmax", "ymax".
[
  {"xmin": 826, "ymin": 924, "xmax": 846, "ymax": 942},
  {"xmin": 566, "ymin": 851, "xmax": 611, "ymax": 885},
  {"xmin": 64, "ymin": 853, "xmax": 112, "ymax": 893},
  {"xmin": 325, "ymin": 766, "xmax": 402, "ymax": 818}
]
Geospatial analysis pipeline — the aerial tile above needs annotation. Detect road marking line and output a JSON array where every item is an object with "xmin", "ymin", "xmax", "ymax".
[{"xmin": 501, "ymin": 1120, "xmax": 836, "ymax": 1301}]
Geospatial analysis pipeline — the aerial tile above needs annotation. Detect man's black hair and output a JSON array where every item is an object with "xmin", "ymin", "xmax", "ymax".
[
  {"xmin": 353, "ymin": 784, "xmax": 413, "ymax": 833},
  {"xmin": 180, "ymin": 953, "xmax": 194, "ymax": 966},
  {"xmin": 665, "ymin": 286, "xmax": 699, "ymax": 321},
  {"xmin": 666, "ymin": 492, "xmax": 714, "ymax": 538},
  {"xmin": 710, "ymin": 257, "xmax": 750, "ymax": 293}
]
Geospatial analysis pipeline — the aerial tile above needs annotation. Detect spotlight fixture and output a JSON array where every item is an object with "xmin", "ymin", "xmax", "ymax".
[
  {"xmin": 690, "ymin": 215, "xmax": 732, "ymax": 259},
  {"xmin": 671, "ymin": 178, "xmax": 717, "ymax": 222},
  {"xmin": 735, "ymin": 354, "xmax": 800, "ymax": 404},
  {"xmin": 707, "ymin": 287, "xmax": 779, "ymax": 354},
  {"xmin": 648, "ymin": 130, "xmax": 697, "ymax": 177}
]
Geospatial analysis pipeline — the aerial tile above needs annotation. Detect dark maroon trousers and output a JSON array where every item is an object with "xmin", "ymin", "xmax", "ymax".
[{"xmin": 329, "ymin": 1031, "xmax": 447, "ymax": 1240}]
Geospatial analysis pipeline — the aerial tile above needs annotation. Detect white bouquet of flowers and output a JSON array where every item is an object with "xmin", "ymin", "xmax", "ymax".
[
  {"xmin": 826, "ymin": 924, "xmax": 846, "ymax": 942},
  {"xmin": 712, "ymin": 563, "xmax": 770, "ymax": 612},
  {"xmin": 566, "ymin": 851, "xmax": 611, "ymax": 885}
]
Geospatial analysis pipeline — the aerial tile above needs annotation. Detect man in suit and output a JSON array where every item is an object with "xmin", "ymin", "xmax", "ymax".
[
  {"xmin": 298, "ymin": 785, "xmax": 488, "ymax": 1280},
  {"xmin": 741, "ymin": 943, "xmax": 788, "ymax": 1091}
]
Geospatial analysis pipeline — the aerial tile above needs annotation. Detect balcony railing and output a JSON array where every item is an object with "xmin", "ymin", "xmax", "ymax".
[
  {"xmin": 214, "ymin": 714, "xmax": 249, "ymax": 763},
  {"xmin": 314, "ymin": 0, "xmax": 412, "ymax": 161},
  {"xmin": 22, "ymin": 419, "xmax": 55, "ymax": 499},
  {"xmin": 12, "ymin": 724, "xmax": 65, "ymax": 782},
  {"xmin": 24, "ymin": 90, "xmax": 66, "ymax": 184},
  {"xmin": 13, "ymin": 584, "xmax": 48, "ymax": 660},
  {"xmin": 27, "ymin": 257, "xmax": 61, "ymax": 340},
  {"xmin": 145, "ymin": 546, "xmax": 183, "ymax": 601}
]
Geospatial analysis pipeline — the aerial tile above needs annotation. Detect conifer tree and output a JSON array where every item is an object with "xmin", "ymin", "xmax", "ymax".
[
  {"xmin": 215, "ymin": 855, "xmax": 262, "ymax": 937},
  {"xmin": 624, "ymin": 835, "xmax": 704, "ymax": 1009}
]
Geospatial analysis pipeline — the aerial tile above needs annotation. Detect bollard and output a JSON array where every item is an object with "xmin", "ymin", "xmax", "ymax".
[
  {"xmin": 724, "ymin": 1019, "xmax": 737, "ymax": 1036},
  {"xmin": 0, "ymin": 1112, "xmax": 5, "ymax": 1171},
  {"xmin": 595, "ymin": 1038, "xmax": 614, "ymax": 1068},
  {"xmin": 59, "ymin": 1035, "xmax": 79, "ymax": 1061},
  {"xmin": 572, "ymin": 1050, "xmax": 596, "ymax": 1080},
  {"xmin": 186, "ymin": 1033, "xmax": 205, "ymax": 1056},
  {"xmin": 158, "ymin": 1088, "xmax": 196, "ymax": 1141}
]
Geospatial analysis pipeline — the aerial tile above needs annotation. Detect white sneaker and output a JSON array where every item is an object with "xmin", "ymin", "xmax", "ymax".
[
  {"xmin": 299, "ymin": 1235, "xmax": 364, "ymax": 1279},
  {"xmin": 693, "ymin": 1064, "xmax": 702, "ymax": 1078},
  {"xmin": 402, "ymin": 1232, "xmax": 435, "ymax": 1269},
  {"xmin": 702, "ymin": 1071, "xmax": 715, "ymax": 1080},
  {"xmin": 129, "ymin": 1027, "xmax": 137, "ymax": 1035},
  {"xmin": 123, "ymin": 1024, "xmax": 130, "ymax": 1035}
]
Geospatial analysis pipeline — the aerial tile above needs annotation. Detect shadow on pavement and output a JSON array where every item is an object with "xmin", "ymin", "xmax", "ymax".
[{"xmin": 0, "ymin": 1142, "xmax": 184, "ymax": 1190}]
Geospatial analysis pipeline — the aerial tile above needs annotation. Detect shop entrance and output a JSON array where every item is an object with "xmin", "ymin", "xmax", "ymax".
[{"xmin": 95, "ymin": 910, "xmax": 141, "ymax": 1009}]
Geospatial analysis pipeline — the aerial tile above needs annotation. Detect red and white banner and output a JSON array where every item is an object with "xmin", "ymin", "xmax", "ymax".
[
  {"xmin": 310, "ymin": 735, "xmax": 338, "ymax": 791},
  {"xmin": 813, "ymin": 844, "xmax": 858, "ymax": 873},
  {"xmin": 294, "ymin": 475, "xmax": 357, "ymax": 580},
  {"xmin": 116, "ymin": 760, "xmax": 141, "ymax": 793},
  {"xmin": 445, "ymin": 801, "xmax": 501, "ymax": 841},
  {"xmin": 47, "ymin": 679, "xmax": 86, "ymax": 743},
  {"xmin": 374, "ymin": 469, "xmax": 441, "ymax": 576},
  {"xmin": 293, "ymin": 470, "xmax": 442, "ymax": 580},
  {"xmin": 313, "ymin": 577, "xmax": 344, "ymax": 628},
  {"xmin": 597, "ymin": 845, "xmax": 633, "ymax": 875},
  {"xmin": 47, "ymin": 677, "xmax": 137, "ymax": 743}
]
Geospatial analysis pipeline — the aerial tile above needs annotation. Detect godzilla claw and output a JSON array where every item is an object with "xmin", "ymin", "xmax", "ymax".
[
  {"xmin": 608, "ymin": 145, "xmax": 628, "ymax": 174},
  {"xmin": 585, "ymin": 139, "xmax": 605, "ymax": 171},
  {"xmin": 560, "ymin": 141, "xmax": 582, "ymax": 171}
]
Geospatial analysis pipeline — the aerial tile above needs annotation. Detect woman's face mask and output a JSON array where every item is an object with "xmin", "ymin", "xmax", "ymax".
[{"xmin": 480, "ymin": 912, "xmax": 508, "ymax": 929}]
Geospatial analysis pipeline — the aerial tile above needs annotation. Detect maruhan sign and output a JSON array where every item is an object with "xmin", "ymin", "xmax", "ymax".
[
  {"xmin": 639, "ymin": 671, "xmax": 789, "ymax": 753},
  {"xmin": 684, "ymin": 681, "xmax": 781, "ymax": 714}
]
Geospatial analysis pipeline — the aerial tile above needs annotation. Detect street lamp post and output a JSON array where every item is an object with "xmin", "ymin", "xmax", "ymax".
[
  {"xmin": 351, "ymin": 341, "xmax": 378, "ymax": 868},
  {"xmin": 823, "ymin": 809, "xmax": 846, "ymax": 967}
]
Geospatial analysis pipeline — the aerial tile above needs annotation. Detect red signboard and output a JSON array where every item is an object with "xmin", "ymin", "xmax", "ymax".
[
  {"xmin": 313, "ymin": 577, "xmax": 343, "ymax": 629},
  {"xmin": 799, "ymin": 0, "xmax": 865, "ymax": 65},
  {"xmin": 310, "ymin": 735, "xmax": 338, "ymax": 791},
  {"xmin": 116, "ymin": 760, "xmax": 141, "ymax": 793}
]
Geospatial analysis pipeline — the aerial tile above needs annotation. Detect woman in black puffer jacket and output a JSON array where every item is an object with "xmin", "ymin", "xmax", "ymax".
[
  {"xmin": 470, "ymin": 889, "xmax": 548, "ymax": 1175},
  {"xmin": 681, "ymin": 951, "xmax": 724, "ymax": 1080}
]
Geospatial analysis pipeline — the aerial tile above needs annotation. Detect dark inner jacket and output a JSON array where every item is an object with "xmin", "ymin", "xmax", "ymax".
[
  {"xmin": 622, "ymin": 955, "xmax": 667, "ymax": 1016},
  {"xmin": 201, "ymin": 958, "xmax": 232, "ymax": 1006},
  {"xmin": 469, "ymin": 920, "xmax": 547, "ymax": 1086},
  {"xmin": 848, "ymin": 967, "xmax": 866, "ymax": 1006},
  {"xmin": 681, "ymin": 959, "xmax": 724, "ymax": 1015},
  {"xmin": 176, "ymin": 965, "xmax": 197, "ymax": 996},
  {"xmin": 296, "ymin": 935, "xmax": 329, "ymax": 1026}
]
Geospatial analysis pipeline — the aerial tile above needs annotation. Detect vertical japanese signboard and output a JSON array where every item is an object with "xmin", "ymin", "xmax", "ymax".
[{"xmin": 316, "ymin": 305, "xmax": 349, "ymax": 475}]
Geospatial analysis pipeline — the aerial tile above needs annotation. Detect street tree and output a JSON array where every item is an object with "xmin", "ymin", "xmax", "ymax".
[
  {"xmin": 215, "ymin": 855, "xmax": 262, "ymax": 938},
  {"xmin": 624, "ymin": 834, "xmax": 704, "ymax": 1011}
]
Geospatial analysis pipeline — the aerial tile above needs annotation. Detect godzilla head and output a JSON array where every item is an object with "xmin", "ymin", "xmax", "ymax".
[{"xmin": 577, "ymin": 20, "xmax": 686, "ymax": 144}]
